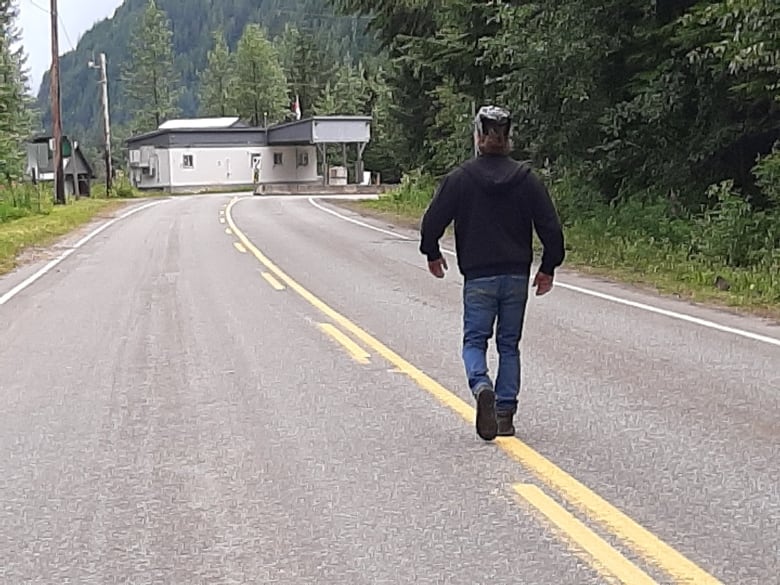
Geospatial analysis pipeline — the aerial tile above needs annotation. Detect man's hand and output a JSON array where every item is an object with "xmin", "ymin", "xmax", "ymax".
[
  {"xmin": 428, "ymin": 256, "xmax": 448, "ymax": 278},
  {"xmin": 533, "ymin": 271, "xmax": 554, "ymax": 296}
]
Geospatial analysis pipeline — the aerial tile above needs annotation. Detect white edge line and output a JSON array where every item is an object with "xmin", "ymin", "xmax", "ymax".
[
  {"xmin": 308, "ymin": 196, "xmax": 413, "ymax": 241},
  {"xmin": 307, "ymin": 197, "xmax": 780, "ymax": 348},
  {"xmin": 0, "ymin": 200, "xmax": 163, "ymax": 306}
]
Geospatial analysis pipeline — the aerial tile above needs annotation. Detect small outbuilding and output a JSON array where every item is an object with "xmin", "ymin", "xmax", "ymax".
[{"xmin": 25, "ymin": 135, "xmax": 96, "ymax": 197}]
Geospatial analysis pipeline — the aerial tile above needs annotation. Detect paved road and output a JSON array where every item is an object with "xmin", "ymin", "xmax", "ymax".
[{"xmin": 0, "ymin": 193, "xmax": 777, "ymax": 584}]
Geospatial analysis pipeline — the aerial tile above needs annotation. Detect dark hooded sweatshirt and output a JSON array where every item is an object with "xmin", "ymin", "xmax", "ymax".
[{"xmin": 420, "ymin": 154, "xmax": 565, "ymax": 280}]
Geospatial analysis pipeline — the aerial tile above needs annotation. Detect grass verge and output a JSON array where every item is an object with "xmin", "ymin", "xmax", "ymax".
[
  {"xmin": 343, "ymin": 186, "xmax": 780, "ymax": 321},
  {"xmin": 0, "ymin": 198, "xmax": 125, "ymax": 276}
]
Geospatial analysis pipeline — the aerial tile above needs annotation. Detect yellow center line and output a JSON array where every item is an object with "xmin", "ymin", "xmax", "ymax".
[
  {"xmin": 262, "ymin": 271, "xmax": 285, "ymax": 291},
  {"xmin": 233, "ymin": 241, "xmax": 247, "ymax": 254},
  {"xmin": 226, "ymin": 227, "xmax": 233, "ymax": 235},
  {"xmin": 514, "ymin": 484, "xmax": 658, "ymax": 585},
  {"xmin": 318, "ymin": 322, "xmax": 371, "ymax": 364},
  {"xmin": 225, "ymin": 196, "xmax": 722, "ymax": 585}
]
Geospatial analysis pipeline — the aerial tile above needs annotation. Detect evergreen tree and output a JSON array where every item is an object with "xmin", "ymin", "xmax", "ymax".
[
  {"xmin": 362, "ymin": 60, "xmax": 405, "ymax": 182},
  {"xmin": 228, "ymin": 24, "xmax": 288, "ymax": 126},
  {"xmin": 198, "ymin": 28, "xmax": 235, "ymax": 117},
  {"xmin": 313, "ymin": 62, "xmax": 367, "ymax": 115},
  {"xmin": 0, "ymin": 0, "xmax": 33, "ymax": 183},
  {"xmin": 276, "ymin": 23, "xmax": 339, "ymax": 119},
  {"xmin": 122, "ymin": 0, "xmax": 180, "ymax": 132}
]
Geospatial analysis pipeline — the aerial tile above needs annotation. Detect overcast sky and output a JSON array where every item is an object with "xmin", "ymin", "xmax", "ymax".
[{"xmin": 18, "ymin": 0, "xmax": 125, "ymax": 93}]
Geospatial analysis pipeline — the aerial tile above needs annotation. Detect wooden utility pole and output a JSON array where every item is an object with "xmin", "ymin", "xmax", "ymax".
[
  {"xmin": 96, "ymin": 53, "xmax": 113, "ymax": 192},
  {"xmin": 49, "ymin": 0, "xmax": 65, "ymax": 204}
]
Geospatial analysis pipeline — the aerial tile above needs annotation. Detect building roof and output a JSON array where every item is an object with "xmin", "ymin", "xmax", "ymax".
[
  {"xmin": 268, "ymin": 116, "xmax": 372, "ymax": 145},
  {"xmin": 126, "ymin": 116, "xmax": 372, "ymax": 149},
  {"xmin": 125, "ymin": 126, "xmax": 268, "ymax": 148},
  {"xmin": 158, "ymin": 117, "xmax": 245, "ymax": 130}
]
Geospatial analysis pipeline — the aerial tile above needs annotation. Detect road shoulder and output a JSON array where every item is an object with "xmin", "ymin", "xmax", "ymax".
[{"xmin": 0, "ymin": 199, "xmax": 157, "ymax": 302}]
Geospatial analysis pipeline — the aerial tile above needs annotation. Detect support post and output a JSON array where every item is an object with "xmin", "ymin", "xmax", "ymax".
[
  {"xmin": 342, "ymin": 143, "xmax": 348, "ymax": 183},
  {"xmin": 317, "ymin": 144, "xmax": 328, "ymax": 185},
  {"xmin": 356, "ymin": 142, "xmax": 367, "ymax": 186}
]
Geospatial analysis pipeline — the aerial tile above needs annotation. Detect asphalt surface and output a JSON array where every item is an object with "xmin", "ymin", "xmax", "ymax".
[{"xmin": 0, "ymin": 193, "xmax": 777, "ymax": 584}]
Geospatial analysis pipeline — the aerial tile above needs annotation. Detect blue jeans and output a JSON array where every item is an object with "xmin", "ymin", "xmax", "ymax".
[{"xmin": 462, "ymin": 274, "xmax": 530, "ymax": 414}]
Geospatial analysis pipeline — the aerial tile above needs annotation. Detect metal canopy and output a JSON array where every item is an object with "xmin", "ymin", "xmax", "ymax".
[{"xmin": 267, "ymin": 116, "xmax": 371, "ymax": 146}]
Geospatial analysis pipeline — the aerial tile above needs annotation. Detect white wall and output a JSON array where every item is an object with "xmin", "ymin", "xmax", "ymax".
[
  {"xmin": 130, "ymin": 144, "xmax": 319, "ymax": 190},
  {"xmin": 169, "ymin": 147, "xmax": 262, "ymax": 188},
  {"xmin": 258, "ymin": 145, "xmax": 318, "ymax": 184}
]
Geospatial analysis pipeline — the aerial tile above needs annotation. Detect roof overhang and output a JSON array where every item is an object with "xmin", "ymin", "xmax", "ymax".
[{"xmin": 267, "ymin": 116, "xmax": 372, "ymax": 145}]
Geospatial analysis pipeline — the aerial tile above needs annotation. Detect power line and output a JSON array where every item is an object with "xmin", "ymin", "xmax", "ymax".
[{"xmin": 24, "ymin": 0, "xmax": 75, "ymax": 51}]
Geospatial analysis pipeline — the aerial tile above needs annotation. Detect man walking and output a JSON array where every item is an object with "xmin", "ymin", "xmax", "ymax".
[{"xmin": 419, "ymin": 105, "xmax": 565, "ymax": 441}]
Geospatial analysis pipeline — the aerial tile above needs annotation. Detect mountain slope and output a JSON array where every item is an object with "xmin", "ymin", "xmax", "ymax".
[{"xmin": 35, "ymin": 0, "xmax": 372, "ymax": 140}]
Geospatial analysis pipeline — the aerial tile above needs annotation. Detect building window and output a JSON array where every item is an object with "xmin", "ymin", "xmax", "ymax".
[
  {"xmin": 297, "ymin": 151, "xmax": 309, "ymax": 167},
  {"xmin": 273, "ymin": 152, "xmax": 283, "ymax": 166},
  {"xmin": 182, "ymin": 154, "xmax": 194, "ymax": 168}
]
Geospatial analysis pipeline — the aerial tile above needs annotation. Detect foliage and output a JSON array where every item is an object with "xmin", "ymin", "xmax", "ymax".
[
  {"xmin": 121, "ymin": 0, "xmax": 180, "ymax": 133},
  {"xmin": 276, "ymin": 23, "xmax": 340, "ymax": 119},
  {"xmin": 198, "ymin": 28, "xmax": 234, "ymax": 117},
  {"xmin": 682, "ymin": 0, "xmax": 780, "ymax": 103},
  {"xmin": 0, "ymin": 0, "xmax": 34, "ymax": 183},
  {"xmin": 0, "ymin": 183, "xmax": 45, "ymax": 222},
  {"xmin": 314, "ymin": 61, "xmax": 368, "ymax": 116},
  {"xmin": 228, "ymin": 24, "xmax": 289, "ymax": 125}
]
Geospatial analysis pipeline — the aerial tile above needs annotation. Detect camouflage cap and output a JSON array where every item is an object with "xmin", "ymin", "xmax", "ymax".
[{"xmin": 474, "ymin": 105, "xmax": 512, "ymax": 136}]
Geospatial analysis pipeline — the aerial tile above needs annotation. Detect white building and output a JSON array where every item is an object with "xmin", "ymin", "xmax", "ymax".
[{"xmin": 125, "ymin": 116, "xmax": 372, "ymax": 193}]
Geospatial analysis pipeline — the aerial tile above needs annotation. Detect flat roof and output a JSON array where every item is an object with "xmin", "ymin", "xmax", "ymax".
[
  {"xmin": 126, "ymin": 126, "xmax": 267, "ymax": 146},
  {"xmin": 267, "ymin": 115, "xmax": 372, "ymax": 131},
  {"xmin": 158, "ymin": 117, "xmax": 244, "ymax": 130},
  {"xmin": 126, "ymin": 116, "xmax": 372, "ymax": 149},
  {"xmin": 268, "ymin": 116, "xmax": 372, "ymax": 145}
]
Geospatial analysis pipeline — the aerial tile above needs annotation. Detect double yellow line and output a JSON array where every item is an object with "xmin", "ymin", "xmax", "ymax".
[
  {"xmin": 224, "ymin": 203, "xmax": 286, "ymax": 291},
  {"xmin": 225, "ymin": 196, "xmax": 722, "ymax": 585}
]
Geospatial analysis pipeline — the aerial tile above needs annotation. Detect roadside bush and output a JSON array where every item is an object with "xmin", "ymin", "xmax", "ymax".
[
  {"xmin": 111, "ymin": 175, "xmax": 138, "ymax": 199},
  {"xmin": 0, "ymin": 183, "xmax": 46, "ymax": 222}
]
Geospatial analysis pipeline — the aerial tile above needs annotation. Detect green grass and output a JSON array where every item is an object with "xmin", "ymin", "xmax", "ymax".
[
  {"xmin": 349, "ymin": 182, "xmax": 780, "ymax": 320},
  {"xmin": 0, "ymin": 197, "xmax": 124, "ymax": 276}
]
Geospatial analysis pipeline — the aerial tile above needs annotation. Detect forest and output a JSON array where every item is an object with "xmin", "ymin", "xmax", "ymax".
[{"xmin": 0, "ymin": 0, "xmax": 778, "ymax": 309}]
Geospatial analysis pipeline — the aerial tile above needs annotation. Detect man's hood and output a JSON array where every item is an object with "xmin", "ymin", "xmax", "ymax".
[{"xmin": 461, "ymin": 155, "xmax": 532, "ymax": 194}]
